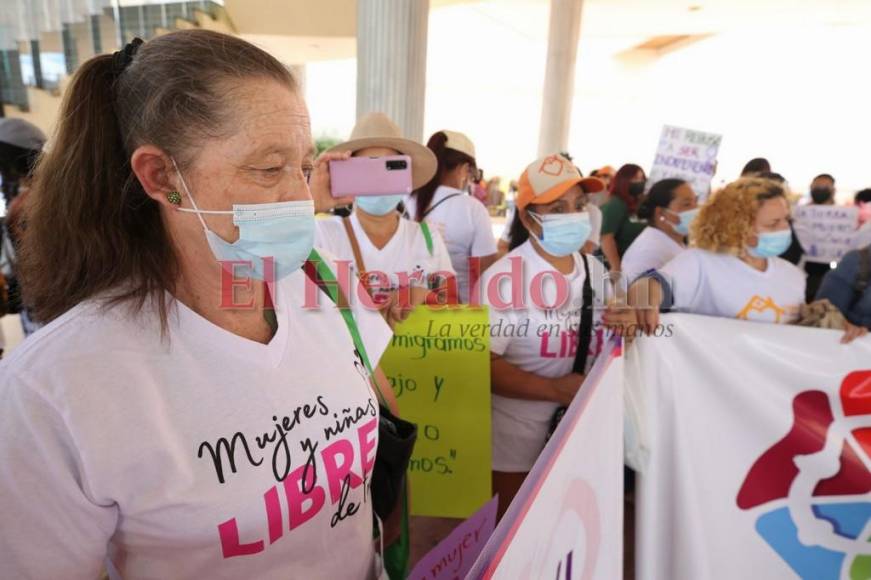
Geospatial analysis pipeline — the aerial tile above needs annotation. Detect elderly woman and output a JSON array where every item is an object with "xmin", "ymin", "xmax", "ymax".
[
  {"xmin": 628, "ymin": 178, "xmax": 867, "ymax": 343},
  {"xmin": 0, "ymin": 31, "xmax": 400, "ymax": 579}
]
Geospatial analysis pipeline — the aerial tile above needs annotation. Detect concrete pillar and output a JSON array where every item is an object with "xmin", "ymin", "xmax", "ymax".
[
  {"xmin": 538, "ymin": 0, "xmax": 584, "ymax": 158},
  {"xmin": 356, "ymin": 0, "xmax": 429, "ymax": 142}
]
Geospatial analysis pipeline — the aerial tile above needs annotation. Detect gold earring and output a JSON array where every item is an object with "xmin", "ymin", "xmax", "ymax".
[{"xmin": 166, "ymin": 191, "xmax": 182, "ymax": 205}]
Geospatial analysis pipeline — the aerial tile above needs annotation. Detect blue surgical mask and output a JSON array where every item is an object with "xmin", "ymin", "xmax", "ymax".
[
  {"xmin": 354, "ymin": 194, "xmax": 403, "ymax": 216},
  {"xmin": 529, "ymin": 211, "xmax": 592, "ymax": 257},
  {"xmin": 173, "ymin": 160, "xmax": 314, "ymax": 281},
  {"xmin": 747, "ymin": 229, "xmax": 791, "ymax": 259},
  {"xmin": 667, "ymin": 208, "xmax": 700, "ymax": 236}
]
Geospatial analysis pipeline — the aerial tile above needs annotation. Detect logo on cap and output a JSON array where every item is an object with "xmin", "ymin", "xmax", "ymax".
[{"xmin": 538, "ymin": 155, "xmax": 567, "ymax": 177}]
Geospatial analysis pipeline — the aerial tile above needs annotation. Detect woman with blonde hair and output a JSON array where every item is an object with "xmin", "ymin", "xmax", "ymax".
[{"xmin": 628, "ymin": 178, "xmax": 866, "ymax": 343}]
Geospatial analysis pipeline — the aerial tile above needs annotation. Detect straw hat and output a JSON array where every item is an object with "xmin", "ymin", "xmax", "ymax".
[{"xmin": 327, "ymin": 112, "xmax": 437, "ymax": 189}]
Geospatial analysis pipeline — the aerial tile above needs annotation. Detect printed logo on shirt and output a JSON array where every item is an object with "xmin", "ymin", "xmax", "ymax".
[
  {"xmin": 736, "ymin": 371, "xmax": 871, "ymax": 579},
  {"xmin": 737, "ymin": 295, "xmax": 788, "ymax": 323},
  {"xmin": 195, "ymin": 348, "xmax": 380, "ymax": 560},
  {"xmin": 537, "ymin": 304, "xmax": 605, "ymax": 365}
]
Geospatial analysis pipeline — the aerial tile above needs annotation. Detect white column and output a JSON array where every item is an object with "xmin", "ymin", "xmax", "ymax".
[
  {"xmin": 356, "ymin": 0, "xmax": 429, "ymax": 142},
  {"xmin": 538, "ymin": 0, "xmax": 584, "ymax": 158}
]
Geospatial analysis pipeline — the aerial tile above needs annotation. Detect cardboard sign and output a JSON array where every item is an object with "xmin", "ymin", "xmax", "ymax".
[
  {"xmin": 379, "ymin": 306, "xmax": 492, "ymax": 518},
  {"xmin": 648, "ymin": 125, "xmax": 722, "ymax": 199},
  {"xmin": 408, "ymin": 497, "xmax": 498, "ymax": 580},
  {"xmin": 792, "ymin": 204, "xmax": 859, "ymax": 263}
]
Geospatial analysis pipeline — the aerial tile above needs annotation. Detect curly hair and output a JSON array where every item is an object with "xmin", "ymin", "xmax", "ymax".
[{"xmin": 690, "ymin": 178, "xmax": 786, "ymax": 255}]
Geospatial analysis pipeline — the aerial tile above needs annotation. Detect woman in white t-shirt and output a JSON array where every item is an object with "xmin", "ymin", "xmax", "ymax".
[
  {"xmin": 628, "ymin": 178, "xmax": 867, "ymax": 343},
  {"xmin": 404, "ymin": 131, "xmax": 498, "ymax": 303},
  {"xmin": 621, "ymin": 178, "xmax": 697, "ymax": 283},
  {"xmin": 317, "ymin": 113, "xmax": 455, "ymax": 327},
  {"xmin": 0, "ymin": 32, "xmax": 401, "ymax": 580},
  {"xmin": 481, "ymin": 154, "xmax": 636, "ymax": 517}
]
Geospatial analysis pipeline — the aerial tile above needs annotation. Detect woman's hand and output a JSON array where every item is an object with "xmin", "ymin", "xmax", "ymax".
[
  {"xmin": 549, "ymin": 372, "xmax": 585, "ymax": 406},
  {"xmin": 383, "ymin": 286, "xmax": 429, "ymax": 329},
  {"xmin": 841, "ymin": 321, "xmax": 869, "ymax": 344},
  {"xmin": 602, "ymin": 303, "xmax": 638, "ymax": 345},
  {"xmin": 309, "ymin": 150, "xmax": 354, "ymax": 213},
  {"xmin": 627, "ymin": 277, "xmax": 663, "ymax": 336}
]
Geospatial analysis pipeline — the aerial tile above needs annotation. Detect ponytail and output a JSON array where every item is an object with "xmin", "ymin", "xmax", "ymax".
[
  {"xmin": 20, "ymin": 54, "xmax": 176, "ymax": 325},
  {"xmin": 412, "ymin": 131, "xmax": 475, "ymax": 222},
  {"xmin": 508, "ymin": 207, "xmax": 531, "ymax": 251}
]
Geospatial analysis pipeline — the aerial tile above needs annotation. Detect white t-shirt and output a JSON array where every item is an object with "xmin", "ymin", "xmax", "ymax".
[
  {"xmin": 499, "ymin": 205, "xmax": 602, "ymax": 249},
  {"xmin": 481, "ymin": 241, "xmax": 608, "ymax": 471},
  {"xmin": 405, "ymin": 186, "xmax": 497, "ymax": 303},
  {"xmin": 483, "ymin": 241, "xmax": 607, "ymax": 420},
  {"xmin": 621, "ymin": 226, "xmax": 686, "ymax": 283},
  {"xmin": 0, "ymin": 262, "xmax": 392, "ymax": 580},
  {"xmin": 657, "ymin": 248, "xmax": 806, "ymax": 324},
  {"xmin": 316, "ymin": 213, "xmax": 455, "ymax": 304}
]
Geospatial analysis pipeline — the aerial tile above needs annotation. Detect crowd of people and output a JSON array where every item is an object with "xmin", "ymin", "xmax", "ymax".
[{"xmin": 0, "ymin": 29, "xmax": 869, "ymax": 579}]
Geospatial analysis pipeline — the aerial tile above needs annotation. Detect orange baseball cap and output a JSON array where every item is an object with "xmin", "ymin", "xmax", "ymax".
[{"xmin": 516, "ymin": 154, "xmax": 605, "ymax": 210}]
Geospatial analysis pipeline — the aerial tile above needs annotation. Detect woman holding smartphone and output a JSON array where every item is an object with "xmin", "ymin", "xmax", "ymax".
[{"xmin": 315, "ymin": 113, "xmax": 456, "ymax": 327}]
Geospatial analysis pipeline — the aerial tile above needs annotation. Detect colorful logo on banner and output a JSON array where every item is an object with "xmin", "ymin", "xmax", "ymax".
[{"xmin": 737, "ymin": 371, "xmax": 871, "ymax": 580}]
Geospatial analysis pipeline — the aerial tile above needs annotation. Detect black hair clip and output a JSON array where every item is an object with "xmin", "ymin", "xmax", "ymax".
[{"xmin": 112, "ymin": 38, "xmax": 144, "ymax": 78}]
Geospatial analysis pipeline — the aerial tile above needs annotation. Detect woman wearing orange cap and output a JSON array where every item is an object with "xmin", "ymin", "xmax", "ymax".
[{"xmin": 480, "ymin": 154, "xmax": 636, "ymax": 517}]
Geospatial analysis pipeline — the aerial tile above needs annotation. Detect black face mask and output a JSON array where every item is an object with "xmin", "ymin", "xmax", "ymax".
[
  {"xmin": 810, "ymin": 187, "xmax": 833, "ymax": 204},
  {"xmin": 628, "ymin": 181, "xmax": 646, "ymax": 197}
]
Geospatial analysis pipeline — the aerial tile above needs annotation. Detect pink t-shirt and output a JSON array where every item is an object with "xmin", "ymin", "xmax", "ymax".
[{"xmin": 0, "ymin": 260, "xmax": 391, "ymax": 579}]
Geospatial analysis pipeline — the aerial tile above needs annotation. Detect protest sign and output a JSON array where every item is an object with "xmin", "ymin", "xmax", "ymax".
[
  {"xmin": 630, "ymin": 314, "xmax": 871, "ymax": 580},
  {"xmin": 792, "ymin": 205, "xmax": 860, "ymax": 263},
  {"xmin": 648, "ymin": 125, "xmax": 722, "ymax": 199},
  {"xmin": 379, "ymin": 306, "xmax": 491, "ymax": 518},
  {"xmin": 468, "ymin": 338, "xmax": 624, "ymax": 579},
  {"xmin": 408, "ymin": 497, "xmax": 498, "ymax": 580}
]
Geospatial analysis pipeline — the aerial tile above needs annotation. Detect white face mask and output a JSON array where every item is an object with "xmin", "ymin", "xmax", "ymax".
[{"xmin": 172, "ymin": 158, "xmax": 315, "ymax": 281}]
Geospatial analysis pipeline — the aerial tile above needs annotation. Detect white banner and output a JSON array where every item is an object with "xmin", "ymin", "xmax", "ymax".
[
  {"xmin": 469, "ymin": 339, "xmax": 624, "ymax": 579},
  {"xmin": 630, "ymin": 314, "xmax": 871, "ymax": 580}
]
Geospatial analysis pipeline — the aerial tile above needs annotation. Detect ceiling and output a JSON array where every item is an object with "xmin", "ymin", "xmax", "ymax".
[{"xmin": 224, "ymin": 0, "xmax": 871, "ymax": 64}]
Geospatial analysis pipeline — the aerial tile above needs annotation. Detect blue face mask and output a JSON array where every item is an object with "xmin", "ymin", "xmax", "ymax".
[
  {"xmin": 354, "ymin": 194, "xmax": 403, "ymax": 216},
  {"xmin": 529, "ymin": 211, "xmax": 592, "ymax": 257},
  {"xmin": 174, "ymin": 162, "xmax": 315, "ymax": 281},
  {"xmin": 667, "ymin": 208, "xmax": 700, "ymax": 236},
  {"xmin": 748, "ymin": 229, "xmax": 792, "ymax": 259}
]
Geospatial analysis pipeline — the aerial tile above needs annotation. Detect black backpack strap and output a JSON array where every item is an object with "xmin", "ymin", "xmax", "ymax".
[
  {"xmin": 850, "ymin": 246, "xmax": 871, "ymax": 310},
  {"xmin": 572, "ymin": 254, "xmax": 595, "ymax": 374},
  {"xmin": 421, "ymin": 193, "xmax": 462, "ymax": 220}
]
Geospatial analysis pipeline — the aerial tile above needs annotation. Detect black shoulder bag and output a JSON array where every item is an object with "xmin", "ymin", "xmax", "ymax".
[{"xmin": 547, "ymin": 253, "xmax": 594, "ymax": 439}]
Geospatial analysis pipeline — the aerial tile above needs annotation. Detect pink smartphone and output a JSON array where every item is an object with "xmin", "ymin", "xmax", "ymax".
[{"xmin": 329, "ymin": 155, "xmax": 413, "ymax": 198}]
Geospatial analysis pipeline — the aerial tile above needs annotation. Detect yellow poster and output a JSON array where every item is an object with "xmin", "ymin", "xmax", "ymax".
[{"xmin": 379, "ymin": 305, "xmax": 492, "ymax": 518}]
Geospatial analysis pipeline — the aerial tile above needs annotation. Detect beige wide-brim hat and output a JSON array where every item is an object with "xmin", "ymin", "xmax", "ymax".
[{"xmin": 327, "ymin": 112, "xmax": 438, "ymax": 189}]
